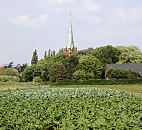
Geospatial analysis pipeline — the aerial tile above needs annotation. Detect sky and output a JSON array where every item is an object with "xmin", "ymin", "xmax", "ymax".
[{"xmin": 0, "ymin": 0, "xmax": 142, "ymax": 65}]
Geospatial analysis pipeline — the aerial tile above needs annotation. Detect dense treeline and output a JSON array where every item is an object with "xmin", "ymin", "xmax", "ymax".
[{"xmin": 0, "ymin": 45, "xmax": 142, "ymax": 82}]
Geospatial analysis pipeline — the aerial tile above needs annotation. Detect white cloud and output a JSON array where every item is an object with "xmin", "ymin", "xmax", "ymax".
[
  {"xmin": 10, "ymin": 14, "xmax": 48, "ymax": 28},
  {"xmin": 48, "ymin": 0, "xmax": 75, "ymax": 5},
  {"xmin": 109, "ymin": 7, "xmax": 142, "ymax": 23},
  {"xmin": 76, "ymin": 13, "xmax": 102, "ymax": 23},
  {"xmin": 81, "ymin": 0, "xmax": 102, "ymax": 13},
  {"xmin": 72, "ymin": 0, "xmax": 103, "ymax": 23},
  {"xmin": 39, "ymin": 0, "xmax": 75, "ymax": 13}
]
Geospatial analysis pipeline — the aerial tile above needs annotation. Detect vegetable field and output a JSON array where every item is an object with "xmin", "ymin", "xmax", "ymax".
[{"xmin": 0, "ymin": 87, "xmax": 142, "ymax": 129}]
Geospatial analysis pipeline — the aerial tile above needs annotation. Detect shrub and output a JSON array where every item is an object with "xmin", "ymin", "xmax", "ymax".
[
  {"xmin": 0, "ymin": 75, "xmax": 19, "ymax": 82},
  {"xmin": 73, "ymin": 70, "xmax": 95, "ymax": 80},
  {"xmin": 73, "ymin": 70, "xmax": 86, "ymax": 80},
  {"xmin": 106, "ymin": 69, "xmax": 141, "ymax": 79},
  {"xmin": 48, "ymin": 79, "xmax": 142, "ymax": 86},
  {"xmin": 4, "ymin": 68, "xmax": 19, "ymax": 77},
  {"xmin": 33, "ymin": 76, "xmax": 42, "ymax": 83}
]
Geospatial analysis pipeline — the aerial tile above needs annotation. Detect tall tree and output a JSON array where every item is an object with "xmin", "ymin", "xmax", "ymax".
[
  {"xmin": 44, "ymin": 51, "xmax": 47, "ymax": 60},
  {"xmin": 48, "ymin": 49, "xmax": 51, "ymax": 57},
  {"xmin": 76, "ymin": 56, "xmax": 103, "ymax": 79},
  {"xmin": 14, "ymin": 64, "xmax": 27, "ymax": 73},
  {"xmin": 52, "ymin": 50, "xmax": 56, "ymax": 56},
  {"xmin": 31, "ymin": 49, "xmax": 38, "ymax": 65},
  {"xmin": 64, "ymin": 55, "xmax": 79, "ymax": 79},
  {"xmin": 116, "ymin": 46, "xmax": 142, "ymax": 63},
  {"xmin": 94, "ymin": 45, "xmax": 120, "ymax": 65}
]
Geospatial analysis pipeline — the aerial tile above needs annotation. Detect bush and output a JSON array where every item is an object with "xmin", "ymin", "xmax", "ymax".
[
  {"xmin": 0, "ymin": 75, "xmax": 19, "ymax": 82},
  {"xmin": 4, "ymin": 68, "xmax": 19, "ymax": 77},
  {"xmin": 73, "ymin": 70, "xmax": 95, "ymax": 80},
  {"xmin": 106, "ymin": 69, "xmax": 141, "ymax": 79},
  {"xmin": 33, "ymin": 76, "xmax": 42, "ymax": 83},
  {"xmin": 48, "ymin": 79, "xmax": 142, "ymax": 86}
]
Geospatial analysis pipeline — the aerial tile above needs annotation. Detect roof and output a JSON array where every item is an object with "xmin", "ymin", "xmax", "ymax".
[
  {"xmin": 106, "ymin": 64, "xmax": 142, "ymax": 76},
  {"xmin": 66, "ymin": 14, "xmax": 75, "ymax": 49}
]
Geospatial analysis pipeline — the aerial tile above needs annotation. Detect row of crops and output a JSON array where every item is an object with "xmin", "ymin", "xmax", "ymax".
[{"xmin": 0, "ymin": 87, "xmax": 142, "ymax": 129}]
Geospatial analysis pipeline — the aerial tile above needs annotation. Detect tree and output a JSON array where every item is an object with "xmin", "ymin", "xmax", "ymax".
[
  {"xmin": 77, "ymin": 48, "xmax": 95, "ymax": 56},
  {"xmin": 44, "ymin": 51, "xmax": 47, "ymax": 60},
  {"xmin": 94, "ymin": 45, "xmax": 120, "ymax": 65},
  {"xmin": 106, "ymin": 69, "xmax": 141, "ymax": 79},
  {"xmin": 22, "ymin": 65, "xmax": 35, "ymax": 82},
  {"xmin": 22, "ymin": 65, "xmax": 42, "ymax": 82},
  {"xmin": 4, "ymin": 62, "xmax": 14, "ymax": 69},
  {"xmin": 77, "ymin": 56, "xmax": 103, "ymax": 79},
  {"xmin": 57, "ymin": 48, "xmax": 64, "ymax": 55},
  {"xmin": 73, "ymin": 70, "xmax": 86, "ymax": 80},
  {"xmin": 57, "ymin": 63, "xmax": 65, "ymax": 80},
  {"xmin": 64, "ymin": 55, "xmax": 79, "ymax": 79},
  {"xmin": 52, "ymin": 50, "xmax": 56, "ymax": 56},
  {"xmin": 40, "ymin": 64, "xmax": 49, "ymax": 82},
  {"xmin": 116, "ymin": 46, "xmax": 142, "ymax": 63},
  {"xmin": 48, "ymin": 49, "xmax": 51, "ymax": 57},
  {"xmin": 33, "ymin": 65, "xmax": 42, "ymax": 78},
  {"xmin": 48, "ymin": 62, "xmax": 59, "ymax": 82},
  {"xmin": 14, "ymin": 64, "xmax": 27, "ymax": 73},
  {"xmin": 31, "ymin": 49, "xmax": 38, "ymax": 65}
]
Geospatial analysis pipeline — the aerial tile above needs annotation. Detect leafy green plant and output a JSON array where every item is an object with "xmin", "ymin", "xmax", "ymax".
[
  {"xmin": 106, "ymin": 68, "xmax": 141, "ymax": 79},
  {"xmin": 33, "ymin": 76, "xmax": 42, "ymax": 83},
  {"xmin": 0, "ymin": 75, "xmax": 19, "ymax": 82},
  {"xmin": 0, "ymin": 87, "xmax": 142, "ymax": 129},
  {"xmin": 4, "ymin": 68, "xmax": 19, "ymax": 77}
]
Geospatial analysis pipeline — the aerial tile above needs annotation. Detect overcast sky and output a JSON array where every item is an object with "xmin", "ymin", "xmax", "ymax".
[{"xmin": 0, "ymin": 0, "xmax": 142, "ymax": 65}]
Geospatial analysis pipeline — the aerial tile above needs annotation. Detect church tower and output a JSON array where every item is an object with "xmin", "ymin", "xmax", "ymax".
[{"xmin": 64, "ymin": 13, "xmax": 77, "ymax": 56}]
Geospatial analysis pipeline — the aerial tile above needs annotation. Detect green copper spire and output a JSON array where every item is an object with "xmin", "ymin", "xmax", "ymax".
[{"xmin": 66, "ymin": 13, "xmax": 75, "ymax": 49}]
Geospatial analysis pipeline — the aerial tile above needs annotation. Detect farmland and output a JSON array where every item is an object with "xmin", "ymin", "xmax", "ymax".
[{"xmin": 0, "ymin": 86, "xmax": 142, "ymax": 129}]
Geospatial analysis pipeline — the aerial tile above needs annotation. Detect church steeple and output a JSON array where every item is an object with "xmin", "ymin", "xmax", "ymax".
[
  {"xmin": 66, "ymin": 13, "xmax": 75, "ymax": 49},
  {"xmin": 64, "ymin": 13, "xmax": 77, "ymax": 56}
]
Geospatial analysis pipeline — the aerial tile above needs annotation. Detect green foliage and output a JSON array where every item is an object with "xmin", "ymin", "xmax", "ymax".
[
  {"xmin": 49, "ymin": 79, "xmax": 142, "ymax": 85},
  {"xmin": 33, "ymin": 76, "xmax": 42, "ymax": 83},
  {"xmin": 77, "ymin": 46, "xmax": 120, "ymax": 65},
  {"xmin": 77, "ymin": 56, "xmax": 103, "ymax": 79},
  {"xmin": 94, "ymin": 45, "xmax": 120, "ymax": 65},
  {"xmin": 31, "ymin": 49, "xmax": 38, "ymax": 65},
  {"xmin": 47, "ymin": 49, "xmax": 52, "ymax": 57},
  {"xmin": 73, "ymin": 70, "xmax": 94, "ymax": 80},
  {"xmin": 47, "ymin": 54, "xmax": 79, "ymax": 81},
  {"xmin": 48, "ymin": 62, "xmax": 65, "ymax": 82},
  {"xmin": 14, "ymin": 64, "xmax": 27, "ymax": 73},
  {"xmin": 0, "ymin": 75, "xmax": 19, "ymax": 82},
  {"xmin": 116, "ymin": 46, "xmax": 142, "ymax": 63},
  {"xmin": 33, "ymin": 65, "xmax": 42, "ymax": 78},
  {"xmin": 73, "ymin": 70, "xmax": 86, "ymax": 80},
  {"xmin": 77, "ymin": 48, "xmax": 95, "ymax": 56},
  {"xmin": 44, "ymin": 51, "xmax": 47, "ymax": 60},
  {"xmin": 22, "ymin": 62, "xmax": 49, "ymax": 82},
  {"xmin": 24, "ymin": 46, "xmax": 142, "ymax": 82},
  {"xmin": 64, "ymin": 55, "xmax": 79, "ymax": 79},
  {"xmin": 22, "ymin": 65, "xmax": 35, "ymax": 82},
  {"xmin": 40, "ymin": 67, "xmax": 49, "ymax": 82},
  {"xmin": 4, "ymin": 68, "xmax": 19, "ymax": 77},
  {"xmin": 0, "ymin": 88, "xmax": 142, "ymax": 129},
  {"xmin": 106, "ymin": 69, "xmax": 141, "ymax": 79}
]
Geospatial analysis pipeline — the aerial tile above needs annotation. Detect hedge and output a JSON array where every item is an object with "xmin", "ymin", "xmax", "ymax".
[{"xmin": 47, "ymin": 79, "xmax": 142, "ymax": 86}]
